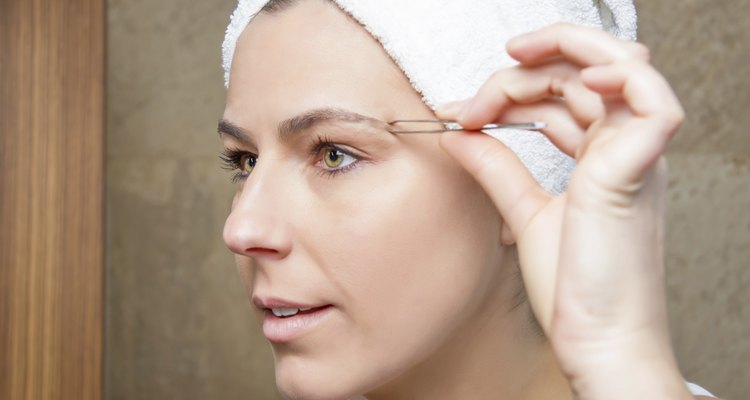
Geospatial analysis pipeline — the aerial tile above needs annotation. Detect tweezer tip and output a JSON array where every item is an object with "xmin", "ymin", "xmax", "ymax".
[{"xmin": 529, "ymin": 122, "xmax": 546, "ymax": 129}]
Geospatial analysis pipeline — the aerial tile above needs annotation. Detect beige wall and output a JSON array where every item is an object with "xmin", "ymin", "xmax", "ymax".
[
  {"xmin": 106, "ymin": 0, "xmax": 280, "ymax": 398},
  {"xmin": 635, "ymin": 1, "xmax": 750, "ymax": 398},
  {"xmin": 105, "ymin": 1, "xmax": 749, "ymax": 399}
]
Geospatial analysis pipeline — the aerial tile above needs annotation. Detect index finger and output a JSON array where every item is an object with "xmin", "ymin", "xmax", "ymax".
[{"xmin": 507, "ymin": 23, "xmax": 650, "ymax": 67}]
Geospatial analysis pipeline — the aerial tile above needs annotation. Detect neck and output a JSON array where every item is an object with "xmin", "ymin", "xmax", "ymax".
[{"xmin": 364, "ymin": 291, "xmax": 572, "ymax": 400}]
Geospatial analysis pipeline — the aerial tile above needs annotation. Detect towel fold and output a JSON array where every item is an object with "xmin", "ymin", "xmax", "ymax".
[{"xmin": 222, "ymin": 0, "xmax": 637, "ymax": 194}]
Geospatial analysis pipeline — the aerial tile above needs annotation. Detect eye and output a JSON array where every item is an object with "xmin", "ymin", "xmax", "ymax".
[
  {"xmin": 240, "ymin": 153, "xmax": 257, "ymax": 174},
  {"xmin": 220, "ymin": 149, "xmax": 257, "ymax": 182},
  {"xmin": 323, "ymin": 148, "xmax": 356, "ymax": 169}
]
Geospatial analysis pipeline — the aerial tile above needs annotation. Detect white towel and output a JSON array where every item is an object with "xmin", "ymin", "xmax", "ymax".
[{"xmin": 222, "ymin": 0, "xmax": 637, "ymax": 194}]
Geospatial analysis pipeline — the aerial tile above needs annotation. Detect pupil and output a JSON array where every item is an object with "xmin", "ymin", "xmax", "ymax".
[{"xmin": 329, "ymin": 150, "xmax": 340, "ymax": 162}]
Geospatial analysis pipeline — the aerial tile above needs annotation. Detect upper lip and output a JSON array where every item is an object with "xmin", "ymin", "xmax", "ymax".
[{"xmin": 252, "ymin": 296, "xmax": 330, "ymax": 310}]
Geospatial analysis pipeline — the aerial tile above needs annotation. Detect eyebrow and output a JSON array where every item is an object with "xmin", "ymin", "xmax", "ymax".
[{"xmin": 217, "ymin": 107, "xmax": 387, "ymax": 144}]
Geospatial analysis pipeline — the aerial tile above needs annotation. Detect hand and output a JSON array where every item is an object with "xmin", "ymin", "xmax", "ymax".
[{"xmin": 436, "ymin": 23, "xmax": 691, "ymax": 399}]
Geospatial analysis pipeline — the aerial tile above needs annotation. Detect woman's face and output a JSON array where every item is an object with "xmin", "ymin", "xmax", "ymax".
[{"xmin": 222, "ymin": 0, "xmax": 512, "ymax": 398}]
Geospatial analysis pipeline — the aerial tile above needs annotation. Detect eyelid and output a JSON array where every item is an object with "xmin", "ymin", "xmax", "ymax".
[
  {"xmin": 310, "ymin": 141, "xmax": 358, "ymax": 158},
  {"xmin": 308, "ymin": 133, "xmax": 368, "ymax": 160}
]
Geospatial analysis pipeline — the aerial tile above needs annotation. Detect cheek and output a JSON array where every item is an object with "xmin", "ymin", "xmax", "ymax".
[{"xmin": 301, "ymin": 150, "xmax": 502, "ymax": 370}]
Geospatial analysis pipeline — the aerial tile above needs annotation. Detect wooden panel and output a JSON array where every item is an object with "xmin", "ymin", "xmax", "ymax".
[{"xmin": 0, "ymin": 0, "xmax": 105, "ymax": 399}]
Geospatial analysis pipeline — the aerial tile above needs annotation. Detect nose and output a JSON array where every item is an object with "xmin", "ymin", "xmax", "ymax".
[{"xmin": 223, "ymin": 169, "xmax": 292, "ymax": 259}]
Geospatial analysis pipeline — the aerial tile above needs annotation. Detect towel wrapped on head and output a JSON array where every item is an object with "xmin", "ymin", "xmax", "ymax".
[{"xmin": 222, "ymin": 0, "xmax": 637, "ymax": 195}]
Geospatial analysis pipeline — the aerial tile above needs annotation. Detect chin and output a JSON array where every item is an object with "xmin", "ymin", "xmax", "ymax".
[{"xmin": 274, "ymin": 355, "xmax": 370, "ymax": 400}]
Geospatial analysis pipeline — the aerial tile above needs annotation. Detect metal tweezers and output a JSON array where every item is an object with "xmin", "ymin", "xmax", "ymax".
[{"xmin": 386, "ymin": 119, "xmax": 546, "ymax": 134}]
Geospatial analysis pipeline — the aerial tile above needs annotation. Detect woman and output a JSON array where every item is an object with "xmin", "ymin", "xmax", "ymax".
[{"xmin": 218, "ymin": 0, "xmax": 715, "ymax": 398}]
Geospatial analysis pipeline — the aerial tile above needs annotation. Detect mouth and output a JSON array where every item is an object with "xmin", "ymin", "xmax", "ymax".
[
  {"xmin": 268, "ymin": 304, "xmax": 329, "ymax": 318},
  {"xmin": 253, "ymin": 296, "xmax": 334, "ymax": 343}
]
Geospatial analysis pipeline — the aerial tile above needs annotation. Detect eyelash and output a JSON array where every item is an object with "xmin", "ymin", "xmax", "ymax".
[
  {"xmin": 219, "ymin": 134, "xmax": 363, "ymax": 182},
  {"xmin": 219, "ymin": 148, "xmax": 251, "ymax": 183}
]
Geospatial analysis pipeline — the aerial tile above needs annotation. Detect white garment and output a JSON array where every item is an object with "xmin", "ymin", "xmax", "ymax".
[{"xmin": 688, "ymin": 381, "xmax": 716, "ymax": 397}]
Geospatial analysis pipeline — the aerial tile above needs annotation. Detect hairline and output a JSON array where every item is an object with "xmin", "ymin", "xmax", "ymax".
[{"xmin": 259, "ymin": 0, "xmax": 308, "ymax": 14}]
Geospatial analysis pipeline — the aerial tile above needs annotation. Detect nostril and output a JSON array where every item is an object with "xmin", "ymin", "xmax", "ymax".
[{"xmin": 246, "ymin": 247, "xmax": 279, "ymax": 255}]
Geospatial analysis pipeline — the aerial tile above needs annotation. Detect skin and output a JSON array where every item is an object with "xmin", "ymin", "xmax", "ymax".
[{"xmin": 221, "ymin": 1, "xmax": 714, "ymax": 399}]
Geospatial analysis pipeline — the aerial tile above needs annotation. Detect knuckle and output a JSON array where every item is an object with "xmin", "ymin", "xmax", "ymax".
[
  {"xmin": 547, "ymin": 60, "xmax": 582, "ymax": 78},
  {"xmin": 487, "ymin": 67, "xmax": 519, "ymax": 92},
  {"xmin": 629, "ymin": 58, "xmax": 652, "ymax": 74},
  {"xmin": 553, "ymin": 22, "xmax": 587, "ymax": 36},
  {"xmin": 623, "ymin": 58, "xmax": 657, "ymax": 79},
  {"xmin": 489, "ymin": 68, "xmax": 510, "ymax": 83},
  {"xmin": 550, "ymin": 76, "xmax": 567, "ymax": 97},
  {"xmin": 543, "ymin": 22, "xmax": 579, "ymax": 36},
  {"xmin": 666, "ymin": 107, "xmax": 686, "ymax": 128},
  {"xmin": 627, "ymin": 42, "xmax": 651, "ymax": 62},
  {"xmin": 656, "ymin": 106, "xmax": 686, "ymax": 134},
  {"xmin": 550, "ymin": 22, "xmax": 574, "ymax": 30}
]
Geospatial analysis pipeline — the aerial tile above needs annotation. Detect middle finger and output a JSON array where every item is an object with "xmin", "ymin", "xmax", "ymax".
[{"xmin": 458, "ymin": 61, "xmax": 605, "ymax": 130}]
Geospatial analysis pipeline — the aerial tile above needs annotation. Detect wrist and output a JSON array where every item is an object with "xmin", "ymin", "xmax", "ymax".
[{"xmin": 567, "ymin": 353, "xmax": 693, "ymax": 400}]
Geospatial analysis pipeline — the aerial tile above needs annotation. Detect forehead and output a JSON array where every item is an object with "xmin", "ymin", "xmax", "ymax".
[{"xmin": 224, "ymin": 0, "xmax": 425, "ymax": 127}]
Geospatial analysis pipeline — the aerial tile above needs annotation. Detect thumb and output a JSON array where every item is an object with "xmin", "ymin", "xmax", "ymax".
[{"xmin": 439, "ymin": 130, "xmax": 549, "ymax": 240}]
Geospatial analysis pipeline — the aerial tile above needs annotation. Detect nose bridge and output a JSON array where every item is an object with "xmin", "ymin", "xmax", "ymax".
[{"xmin": 223, "ymin": 157, "xmax": 292, "ymax": 257}]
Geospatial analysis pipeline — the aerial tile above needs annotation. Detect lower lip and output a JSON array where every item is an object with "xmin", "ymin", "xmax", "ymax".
[{"xmin": 262, "ymin": 305, "xmax": 334, "ymax": 343}]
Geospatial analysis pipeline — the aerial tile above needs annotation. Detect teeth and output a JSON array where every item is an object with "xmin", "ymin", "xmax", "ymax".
[
  {"xmin": 269, "ymin": 306, "xmax": 319, "ymax": 317},
  {"xmin": 271, "ymin": 308, "xmax": 300, "ymax": 317}
]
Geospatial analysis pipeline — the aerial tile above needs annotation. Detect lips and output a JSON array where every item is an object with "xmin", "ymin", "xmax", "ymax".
[{"xmin": 253, "ymin": 296, "xmax": 334, "ymax": 343}]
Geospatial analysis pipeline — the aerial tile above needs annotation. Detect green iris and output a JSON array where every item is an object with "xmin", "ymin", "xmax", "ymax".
[
  {"xmin": 324, "ymin": 149, "xmax": 345, "ymax": 168},
  {"xmin": 241, "ymin": 154, "xmax": 256, "ymax": 173}
]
